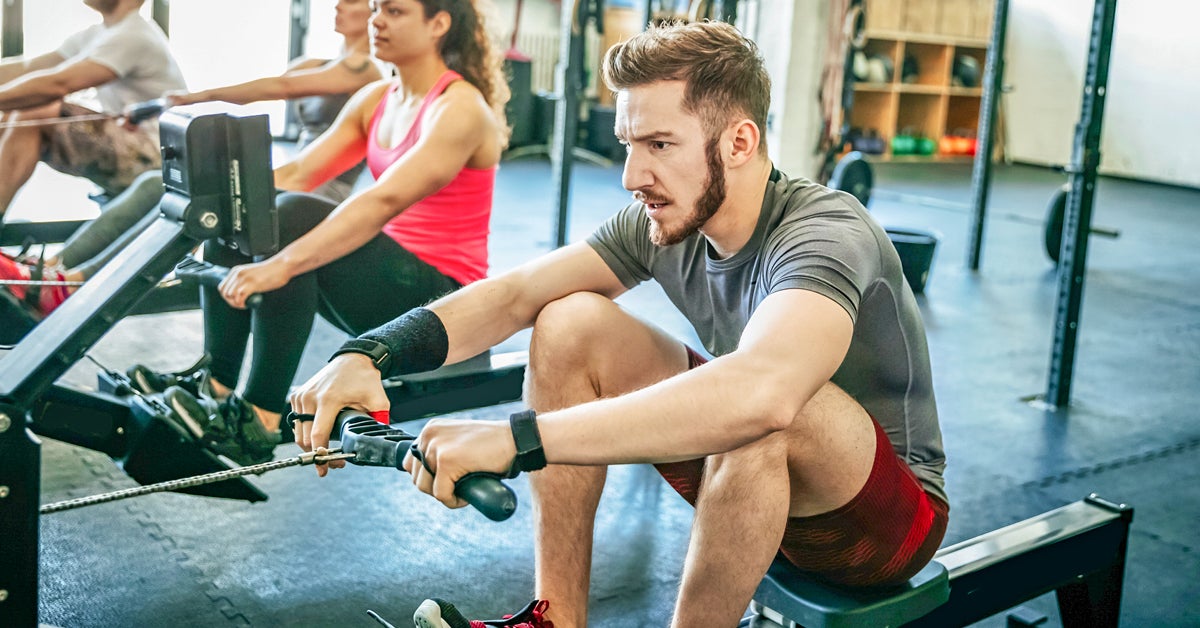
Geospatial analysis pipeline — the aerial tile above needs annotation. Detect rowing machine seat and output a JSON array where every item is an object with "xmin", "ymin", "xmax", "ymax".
[{"xmin": 751, "ymin": 556, "xmax": 949, "ymax": 628}]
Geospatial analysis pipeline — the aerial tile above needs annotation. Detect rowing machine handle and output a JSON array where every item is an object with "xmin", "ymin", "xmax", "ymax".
[
  {"xmin": 125, "ymin": 98, "xmax": 170, "ymax": 124},
  {"xmin": 337, "ymin": 411, "xmax": 518, "ymax": 522},
  {"xmin": 173, "ymin": 256, "xmax": 263, "ymax": 308}
]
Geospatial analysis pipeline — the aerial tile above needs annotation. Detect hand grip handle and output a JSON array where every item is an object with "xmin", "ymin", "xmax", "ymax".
[
  {"xmin": 455, "ymin": 472, "xmax": 518, "ymax": 522},
  {"xmin": 126, "ymin": 98, "xmax": 169, "ymax": 124},
  {"xmin": 336, "ymin": 410, "xmax": 518, "ymax": 521},
  {"xmin": 174, "ymin": 255, "xmax": 262, "ymax": 307}
]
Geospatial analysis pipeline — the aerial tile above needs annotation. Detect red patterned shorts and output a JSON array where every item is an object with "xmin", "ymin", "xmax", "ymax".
[{"xmin": 654, "ymin": 347, "xmax": 948, "ymax": 587}]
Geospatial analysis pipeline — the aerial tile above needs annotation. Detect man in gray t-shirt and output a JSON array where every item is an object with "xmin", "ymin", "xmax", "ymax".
[
  {"xmin": 0, "ymin": 0, "xmax": 186, "ymax": 217},
  {"xmin": 588, "ymin": 168, "xmax": 946, "ymax": 506},
  {"xmin": 292, "ymin": 21, "xmax": 948, "ymax": 628}
]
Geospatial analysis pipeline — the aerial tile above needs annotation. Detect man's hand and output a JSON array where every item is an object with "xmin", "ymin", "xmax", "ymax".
[
  {"xmin": 218, "ymin": 259, "xmax": 290, "ymax": 309},
  {"xmin": 402, "ymin": 419, "xmax": 518, "ymax": 509},
  {"xmin": 289, "ymin": 354, "xmax": 391, "ymax": 477}
]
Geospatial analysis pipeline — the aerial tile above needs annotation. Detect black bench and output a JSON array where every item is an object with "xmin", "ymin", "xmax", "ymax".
[{"xmin": 747, "ymin": 494, "xmax": 1132, "ymax": 627}]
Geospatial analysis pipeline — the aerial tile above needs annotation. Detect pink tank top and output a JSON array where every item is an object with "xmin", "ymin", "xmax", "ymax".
[{"xmin": 366, "ymin": 70, "xmax": 495, "ymax": 286}]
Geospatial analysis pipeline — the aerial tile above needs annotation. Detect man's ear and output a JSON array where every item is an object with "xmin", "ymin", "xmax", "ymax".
[{"xmin": 725, "ymin": 118, "xmax": 761, "ymax": 167}]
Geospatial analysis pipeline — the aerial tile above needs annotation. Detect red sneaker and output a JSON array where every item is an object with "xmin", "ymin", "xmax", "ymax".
[
  {"xmin": 33, "ymin": 270, "xmax": 71, "ymax": 317},
  {"xmin": 0, "ymin": 252, "xmax": 32, "ymax": 302},
  {"xmin": 0, "ymin": 252, "xmax": 71, "ymax": 318},
  {"xmin": 412, "ymin": 598, "xmax": 553, "ymax": 628}
]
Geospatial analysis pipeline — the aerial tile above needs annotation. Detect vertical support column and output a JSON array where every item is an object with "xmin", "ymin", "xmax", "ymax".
[
  {"xmin": 151, "ymin": 0, "xmax": 169, "ymax": 36},
  {"xmin": 965, "ymin": 0, "xmax": 1010, "ymax": 271},
  {"xmin": 550, "ymin": 0, "xmax": 585, "ymax": 248},
  {"xmin": 2, "ymin": 0, "xmax": 22, "ymax": 59},
  {"xmin": 0, "ymin": 406, "xmax": 40, "ymax": 628},
  {"xmin": 283, "ymin": 0, "xmax": 310, "ymax": 140},
  {"xmin": 1045, "ymin": 0, "xmax": 1117, "ymax": 408},
  {"xmin": 757, "ymin": 0, "xmax": 828, "ymax": 180},
  {"xmin": 288, "ymin": 0, "xmax": 309, "ymax": 61}
]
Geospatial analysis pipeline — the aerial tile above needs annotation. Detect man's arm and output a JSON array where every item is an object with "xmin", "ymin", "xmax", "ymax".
[
  {"xmin": 0, "ymin": 51, "xmax": 65, "ymax": 86},
  {"xmin": 434, "ymin": 242, "xmax": 631, "ymax": 364},
  {"xmin": 536, "ymin": 288, "xmax": 853, "ymax": 463},
  {"xmin": 412, "ymin": 288, "xmax": 853, "ymax": 504},
  {"xmin": 291, "ymin": 242, "xmax": 630, "ymax": 473},
  {"xmin": 0, "ymin": 58, "xmax": 117, "ymax": 110}
]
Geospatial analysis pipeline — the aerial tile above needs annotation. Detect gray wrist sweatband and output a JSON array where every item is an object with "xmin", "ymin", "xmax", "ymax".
[{"xmin": 354, "ymin": 307, "xmax": 449, "ymax": 379}]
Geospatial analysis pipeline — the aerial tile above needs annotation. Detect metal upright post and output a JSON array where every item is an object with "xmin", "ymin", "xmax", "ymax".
[
  {"xmin": 1, "ymin": 0, "xmax": 22, "ymax": 58},
  {"xmin": 283, "ymin": 0, "xmax": 311, "ymax": 140},
  {"xmin": 965, "ymin": 0, "xmax": 1009, "ymax": 270},
  {"xmin": 1046, "ymin": 0, "xmax": 1118, "ymax": 407},
  {"xmin": 0, "ymin": 405, "xmax": 39, "ymax": 628},
  {"xmin": 550, "ymin": 0, "xmax": 587, "ymax": 248},
  {"xmin": 151, "ymin": 0, "xmax": 169, "ymax": 36}
]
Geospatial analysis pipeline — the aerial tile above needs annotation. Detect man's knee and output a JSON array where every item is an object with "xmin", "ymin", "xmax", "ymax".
[
  {"xmin": 531, "ymin": 291, "xmax": 617, "ymax": 355},
  {"xmin": 706, "ymin": 430, "xmax": 789, "ymax": 484},
  {"xmin": 9, "ymin": 100, "xmax": 63, "ymax": 122}
]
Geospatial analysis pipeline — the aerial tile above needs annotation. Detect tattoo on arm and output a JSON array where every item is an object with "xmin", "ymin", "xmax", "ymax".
[{"xmin": 341, "ymin": 58, "xmax": 373, "ymax": 74}]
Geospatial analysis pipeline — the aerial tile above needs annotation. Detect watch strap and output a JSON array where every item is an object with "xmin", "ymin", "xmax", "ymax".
[
  {"xmin": 330, "ymin": 338, "xmax": 392, "ymax": 373},
  {"xmin": 509, "ymin": 409, "xmax": 546, "ymax": 473}
]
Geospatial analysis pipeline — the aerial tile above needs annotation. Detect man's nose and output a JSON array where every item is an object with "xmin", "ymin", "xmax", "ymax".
[{"xmin": 621, "ymin": 147, "xmax": 650, "ymax": 192}]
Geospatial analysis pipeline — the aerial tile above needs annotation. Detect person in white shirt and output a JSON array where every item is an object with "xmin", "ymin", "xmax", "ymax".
[{"xmin": 0, "ymin": 0, "xmax": 186, "ymax": 219}]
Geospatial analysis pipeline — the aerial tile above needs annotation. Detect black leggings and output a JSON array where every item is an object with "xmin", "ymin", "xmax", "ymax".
[{"xmin": 202, "ymin": 192, "xmax": 461, "ymax": 413}]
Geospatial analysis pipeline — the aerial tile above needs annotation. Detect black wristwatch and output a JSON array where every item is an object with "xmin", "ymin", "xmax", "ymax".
[
  {"xmin": 509, "ymin": 409, "xmax": 546, "ymax": 472},
  {"xmin": 330, "ymin": 338, "xmax": 392, "ymax": 374}
]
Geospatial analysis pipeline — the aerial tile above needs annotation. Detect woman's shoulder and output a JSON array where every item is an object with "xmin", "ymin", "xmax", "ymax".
[
  {"xmin": 433, "ymin": 79, "xmax": 491, "ymax": 115},
  {"xmin": 286, "ymin": 56, "xmax": 328, "ymax": 72},
  {"xmin": 356, "ymin": 79, "xmax": 399, "ymax": 104}
]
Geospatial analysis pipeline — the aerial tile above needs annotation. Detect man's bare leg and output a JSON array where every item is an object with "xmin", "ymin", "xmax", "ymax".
[
  {"xmin": 524, "ymin": 292, "xmax": 690, "ymax": 628},
  {"xmin": 671, "ymin": 381, "xmax": 877, "ymax": 627},
  {"xmin": 0, "ymin": 102, "xmax": 61, "ymax": 216}
]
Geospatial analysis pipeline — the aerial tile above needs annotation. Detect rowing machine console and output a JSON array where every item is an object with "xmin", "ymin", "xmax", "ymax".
[{"xmin": 157, "ymin": 106, "xmax": 278, "ymax": 257}]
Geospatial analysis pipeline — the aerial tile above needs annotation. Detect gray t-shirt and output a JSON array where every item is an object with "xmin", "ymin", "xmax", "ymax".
[
  {"xmin": 56, "ymin": 12, "xmax": 187, "ymax": 115},
  {"xmin": 586, "ymin": 169, "xmax": 947, "ymax": 504}
]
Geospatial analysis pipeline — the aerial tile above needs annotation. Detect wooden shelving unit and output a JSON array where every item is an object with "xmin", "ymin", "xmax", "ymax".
[{"xmin": 849, "ymin": 0, "xmax": 995, "ymax": 161}]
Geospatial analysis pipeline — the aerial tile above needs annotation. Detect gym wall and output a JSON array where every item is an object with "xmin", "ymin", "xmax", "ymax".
[{"xmin": 1005, "ymin": 0, "xmax": 1200, "ymax": 188}]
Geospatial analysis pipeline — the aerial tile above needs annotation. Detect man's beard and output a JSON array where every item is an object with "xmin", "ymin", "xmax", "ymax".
[{"xmin": 649, "ymin": 136, "xmax": 727, "ymax": 247}]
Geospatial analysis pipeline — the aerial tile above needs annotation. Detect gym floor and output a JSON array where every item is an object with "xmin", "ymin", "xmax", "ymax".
[{"xmin": 11, "ymin": 156, "xmax": 1199, "ymax": 627}]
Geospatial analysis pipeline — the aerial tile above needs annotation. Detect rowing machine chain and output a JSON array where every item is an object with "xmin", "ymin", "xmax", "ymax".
[
  {"xmin": 40, "ymin": 448, "xmax": 354, "ymax": 515},
  {"xmin": 37, "ymin": 354, "xmax": 354, "ymax": 515}
]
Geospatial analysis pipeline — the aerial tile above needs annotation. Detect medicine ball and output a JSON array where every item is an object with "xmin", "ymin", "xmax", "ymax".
[{"xmin": 952, "ymin": 55, "xmax": 980, "ymax": 88}]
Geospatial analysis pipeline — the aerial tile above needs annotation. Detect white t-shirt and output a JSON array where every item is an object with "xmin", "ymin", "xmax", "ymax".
[{"xmin": 55, "ymin": 12, "xmax": 186, "ymax": 115}]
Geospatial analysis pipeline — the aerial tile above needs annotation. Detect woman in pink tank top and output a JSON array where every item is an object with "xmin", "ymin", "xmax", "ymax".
[{"xmin": 138, "ymin": 0, "xmax": 510, "ymax": 457}]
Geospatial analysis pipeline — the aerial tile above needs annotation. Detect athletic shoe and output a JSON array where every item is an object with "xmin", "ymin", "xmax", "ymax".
[
  {"xmin": 127, "ymin": 353, "xmax": 213, "ymax": 397},
  {"xmin": 412, "ymin": 599, "xmax": 552, "ymax": 628},
  {"xmin": 165, "ymin": 386, "xmax": 279, "ymax": 466},
  {"xmin": 163, "ymin": 385, "xmax": 218, "ymax": 440},
  {"xmin": 207, "ymin": 393, "xmax": 281, "ymax": 466}
]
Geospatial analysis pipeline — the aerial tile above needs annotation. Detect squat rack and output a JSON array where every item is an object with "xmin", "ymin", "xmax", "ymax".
[{"xmin": 966, "ymin": 0, "xmax": 1119, "ymax": 408}]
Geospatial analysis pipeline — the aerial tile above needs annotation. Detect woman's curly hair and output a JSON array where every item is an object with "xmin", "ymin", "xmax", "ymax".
[{"xmin": 417, "ymin": 0, "xmax": 510, "ymax": 137}]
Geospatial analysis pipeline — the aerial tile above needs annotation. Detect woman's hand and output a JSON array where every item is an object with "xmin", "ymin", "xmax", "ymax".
[
  {"xmin": 289, "ymin": 354, "xmax": 391, "ymax": 477},
  {"xmin": 163, "ymin": 90, "xmax": 199, "ymax": 107},
  {"xmin": 218, "ymin": 259, "xmax": 290, "ymax": 309}
]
